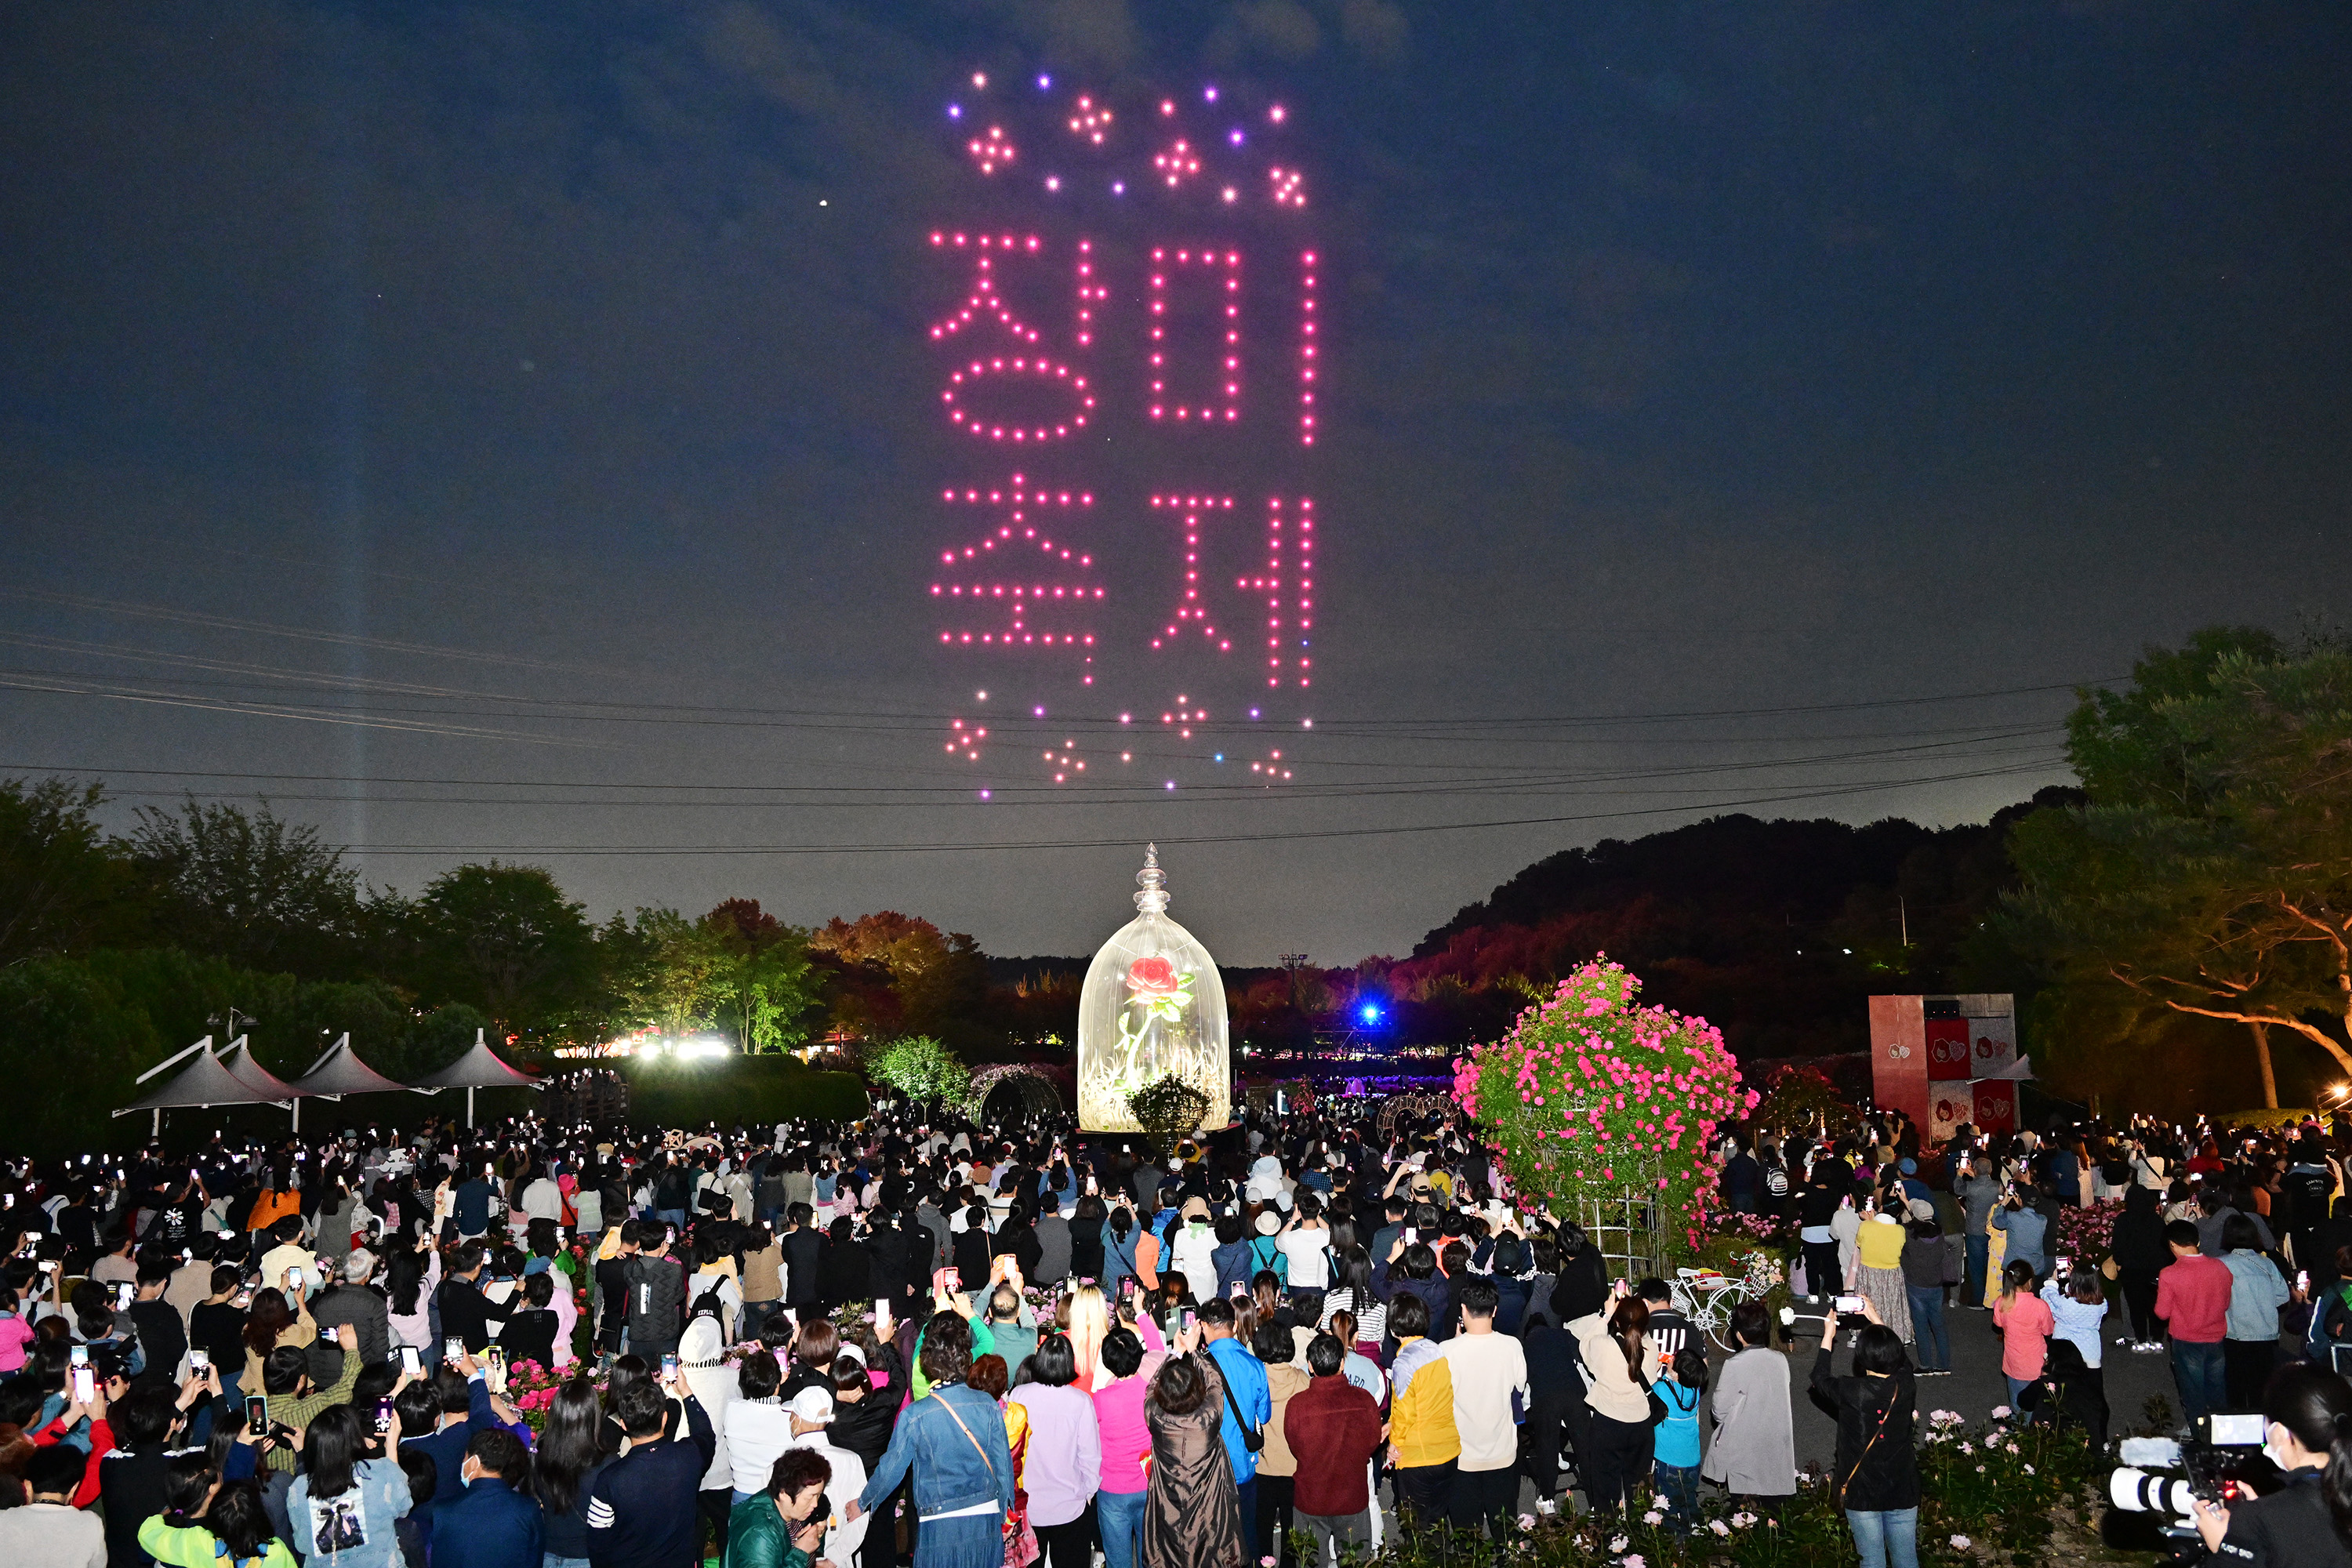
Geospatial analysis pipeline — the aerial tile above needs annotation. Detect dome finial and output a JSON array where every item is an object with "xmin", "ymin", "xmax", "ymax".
[{"xmin": 1134, "ymin": 843, "xmax": 1170, "ymax": 914}]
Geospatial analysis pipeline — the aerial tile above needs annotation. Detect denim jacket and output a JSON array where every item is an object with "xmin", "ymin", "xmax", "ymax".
[{"xmin": 858, "ymin": 1381, "xmax": 1015, "ymax": 1521}]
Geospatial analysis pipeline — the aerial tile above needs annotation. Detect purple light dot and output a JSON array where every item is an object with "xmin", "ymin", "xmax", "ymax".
[
  {"xmin": 1229, "ymin": 129, "xmax": 1244, "ymax": 146},
  {"xmin": 948, "ymin": 103, "xmax": 963, "ymax": 119},
  {"xmin": 1111, "ymin": 180, "xmax": 1125, "ymax": 195},
  {"xmin": 1033, "ymin": 706, "xmax": 1045, "ymax": 717},
  {"xmin": 1204, "ymin": 85, "xmax": 1218, "ymax": 102},
  {"xmin": 1037, "ymin": 74, "xmax": 1051, "ymax": 90},
  {"xmin": 1164, "ymin": 780, "xmax": 1176, "ymax": 789},
  {"xmin": 979, "ymin": 789, "xmax": 992, "ymax": 800},
  {"xmin": 1044, "ymin": 176, "xmax": 1060, "ymax": 191}
]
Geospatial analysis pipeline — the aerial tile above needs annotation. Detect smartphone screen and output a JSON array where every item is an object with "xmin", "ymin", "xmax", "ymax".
[
  {"xmin": 114, "ymin": 1283, "xmax": 134, "ymax": 1310},
  {"xmin": 189, "ymin": 1349, "xmax": 210, "ymax": 1372},
  {"xmin": 660, "ymin": 1353, "xmax": 681, "ymax": 1380},
  {"xmin": 2056, "ymin": 1257, "xmax": 2071, "ymax": 1274},
  {"xmin": 69, "ymin": 1344, "xmax": 88, "ymax": 1368},
  {"xmin": 1181, "ymin": 1309, "xmax": 1196, "ymax": 1334},
  {"xmin": 71, "ymin": 1367, "xmax": 95, "ymax": 1403},
  {"xmin": 400, "ymin": 1346, "xmax": 423, "ymax": 1377},
  {"xmin": 445, "ymin": 1337, "xmax": 465, "ymax": 1365},
  {"xmin": 374, "ymin": 1398, "xmax": 396, "ymax": 1435},
  {"xmin": 484, "ymin": 1347, "xmax": 507, "ymax": 1393},
  {"xmin": 1835, "ymin": 1295, "xmax": 1866, "ymax": 1314},
  {"xmin": 248, "ymin": 1396, "xmax": 270, "ymax": 1435}
]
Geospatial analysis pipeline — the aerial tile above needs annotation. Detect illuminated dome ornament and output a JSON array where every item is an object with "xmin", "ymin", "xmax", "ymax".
[{"xmin": 1076, "ymin": 844, "xmax": 1230, "ymax": 1132}]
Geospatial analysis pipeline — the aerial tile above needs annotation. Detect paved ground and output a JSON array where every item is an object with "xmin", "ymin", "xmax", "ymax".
[{"xmin": 1783, "ymin": 1295, "xmax": 2176, "ymax": 1470}]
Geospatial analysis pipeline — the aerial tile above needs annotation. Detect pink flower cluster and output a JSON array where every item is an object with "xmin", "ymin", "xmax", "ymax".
[{"xmin": 1453, "ymin": 956, "xmax": 1758, "ymax": 1245}]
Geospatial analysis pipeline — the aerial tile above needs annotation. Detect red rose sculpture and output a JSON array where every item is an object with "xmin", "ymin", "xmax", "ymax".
[{"xmin": 1125, "ymin": 956, "xmax": 1181, "ymax": 996}]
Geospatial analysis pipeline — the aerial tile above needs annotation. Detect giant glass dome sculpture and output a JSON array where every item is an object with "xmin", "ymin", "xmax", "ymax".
[{"xmin": 1077, "ymin": 844, "xmax": 1230, "ymax": 1132}]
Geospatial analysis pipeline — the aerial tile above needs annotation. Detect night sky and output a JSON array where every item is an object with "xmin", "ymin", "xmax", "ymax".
[{"xmin": 5, "ymin": 2, "xmax": 2348, "ymax": 965}]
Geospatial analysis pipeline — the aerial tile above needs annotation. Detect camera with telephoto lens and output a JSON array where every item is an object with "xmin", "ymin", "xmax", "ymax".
[{"xmin": 2104, "ymin": 1415, "xmax": 2275, "ymax": 1556}]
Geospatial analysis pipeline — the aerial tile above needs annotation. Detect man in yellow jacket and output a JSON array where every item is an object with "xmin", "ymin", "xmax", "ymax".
[{"xmin": 1384, "ymin": 1292, "xmax": 1457, "ymax": 1529}]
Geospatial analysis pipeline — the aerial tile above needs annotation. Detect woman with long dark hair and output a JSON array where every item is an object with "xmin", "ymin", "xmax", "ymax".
[
  {"xmin": 1138, "ymin": 1330, "xmax": 1242, "ymax": 1568},
  {"xmin": 1811, "ymin": 1301, "xmax": 1918, "ymax": 1568},
  {"xmin": 1317, "ymin": 1245, "xmax": 1385, "ymax": 1361},
  {"xmin": 1568, "ymin": 1288, "xmax": 1659, "ymax": 1517},
  {"xmin": 2109, "ymin": 1182, "xmax": 2170, "ymax": 1352},
  {"xmin": 535, "ymin": 1378, "xmax": 612, "ymax": 1568},
  {"xmin": 286, "ymin": 1403, "xmax": 411, "ymax": 1568},
  {"xmin": 2192, "ymin": 1362, "xmax": 2352, "ymax": 1566}
]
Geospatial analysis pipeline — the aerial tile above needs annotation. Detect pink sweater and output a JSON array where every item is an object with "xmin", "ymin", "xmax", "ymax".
[{"xmin": 1092, "ymin": 1375, "xmax": 1152, "ymax": 1494}]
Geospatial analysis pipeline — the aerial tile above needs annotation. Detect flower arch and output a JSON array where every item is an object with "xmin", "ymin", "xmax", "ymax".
[
  {"xmin": 1454, "ymin": 956, "xmax": 1756, "ymax": 1250},
  {"xmin": 964, "ymin": 1062, "xmax": 1063, "ymax": 1118}
]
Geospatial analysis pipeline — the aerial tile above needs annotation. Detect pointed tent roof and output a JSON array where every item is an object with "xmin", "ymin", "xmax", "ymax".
[
  {"xmin": 289, "ymin": 1035, "xmax": 412, "ymax": 1098},
  {"xmin": 122, "ymin": 1044, "xmax": 284, "ymax": 1112},
  {"xmin": 216, "ymin": 1037, "xmax": 298, "ymax": 1104},
  {"xmin": 410, "ymin": 1031, "xmax": 540, "ymax": 1091}
]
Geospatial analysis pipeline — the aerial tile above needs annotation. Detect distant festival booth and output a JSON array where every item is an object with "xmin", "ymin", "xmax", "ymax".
[{"xmin": 1077, "ymin": 845, "xmax": 1231, "ymax": 1133}]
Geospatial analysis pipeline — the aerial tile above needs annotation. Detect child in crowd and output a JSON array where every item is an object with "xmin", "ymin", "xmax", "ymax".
[
  {"xmin": 1653, "ymin": 1347, "xmax": 1707, "ymax": 1534},
  {"xmin": 1992, "ymin": 1258, "xmax": 2055, "ymax": 1414}
]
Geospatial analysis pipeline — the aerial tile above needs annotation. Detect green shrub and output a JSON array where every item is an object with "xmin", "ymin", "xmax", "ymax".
[{"xmin": 619, "ymin": 1055, "xmax": 867, "ymax": 1129}]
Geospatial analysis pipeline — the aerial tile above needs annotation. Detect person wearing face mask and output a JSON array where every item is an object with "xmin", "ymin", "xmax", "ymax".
[
  {"xmin": 2191, "ymin": 1362, "xmax": 2352, "ymax": 1567},
  {"xmin": 430, "ymin": 1429, "xmax": 543, "ymax": 1568}
]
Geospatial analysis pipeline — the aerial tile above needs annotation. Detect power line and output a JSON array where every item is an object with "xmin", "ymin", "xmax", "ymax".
[{"xmin": 270, "ymin": 758, "xmax": 2063, "ymax": 856}]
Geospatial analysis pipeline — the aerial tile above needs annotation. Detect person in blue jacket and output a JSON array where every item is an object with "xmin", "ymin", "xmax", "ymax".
[
  {"xmin": 431, "ymin": 1429, "xmax": 542, "ymax": 1568},
  {"xmin": 1198, "ymin": 1297, "xmax": 1272, "ymax": 1560}
]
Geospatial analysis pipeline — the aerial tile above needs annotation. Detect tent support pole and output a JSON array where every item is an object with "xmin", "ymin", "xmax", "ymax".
[
  {"xmin": 467, "ymin": 1087, "xmax": 476, "ymax": 1128},
  {"xmin": 153, "ymin": 1109, "xmax": 161, "ymax": 1139}
]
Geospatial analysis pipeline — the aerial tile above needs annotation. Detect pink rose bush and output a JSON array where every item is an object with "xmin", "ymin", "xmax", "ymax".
[{"xmin": 1453, "ymin": 956, "xmax": 1756, "ymax": 1248}]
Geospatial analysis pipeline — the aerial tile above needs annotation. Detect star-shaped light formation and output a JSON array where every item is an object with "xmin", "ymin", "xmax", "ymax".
[
  {"xmin": 1269, "ymin": 166, "xmax": 1306, "ymax": 209},
  {"xmin": 1067, "ymin": 95, "xmax": 1112, "ymax": 145},
  {"xmin": 968, "ymin": 125, "xmax": 1014, "ymax": 174},
  {"xmin": 1153, "ymin": 138, "xmax": 1202, "ymax": 189}
]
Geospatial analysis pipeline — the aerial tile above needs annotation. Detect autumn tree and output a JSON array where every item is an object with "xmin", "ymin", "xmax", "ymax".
[{"xmin": 2007, "ymin": 627, "xmax": 2352, "ymax": 1103}]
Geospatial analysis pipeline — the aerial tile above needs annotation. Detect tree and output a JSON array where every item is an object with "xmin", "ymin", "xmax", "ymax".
[
  {"xmin": 0, "ymin": 778, "xmax": 140, "ymax": 967},
  {"xmin": 2007, "ymin": 630, "xmax": 2352, "ymax": 1098},
  {"xmin": 862, "ymin": 1034, "xmax": 970, "ymax": 1104},
  {"xmin": 705, "ymin": 901, "xmax": 822, "ymax": 1054},
  {"xmin": 624, "ymin": 908, "xmax": 728, "ymax": 1037},
  {"xmin": 412, "ymin": 863, "xmax": 598, "ymax": 1041},
  {"xmin": 128, "ymin": 799, "xmax": 365, "ymax": 976}
]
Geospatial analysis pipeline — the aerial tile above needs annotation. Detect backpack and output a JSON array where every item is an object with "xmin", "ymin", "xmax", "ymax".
[
  {"xmin": 689, "ymin": 1275, "xmax": 729, "ymax": 1323},
  {"xmin": 1765, "ymin": 1166, "xmax": 1790, "ymax": 1200}
]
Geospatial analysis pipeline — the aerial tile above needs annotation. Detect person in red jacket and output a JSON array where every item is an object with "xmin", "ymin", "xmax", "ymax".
[
  {"xmin": 1282, "ymin": 1334, "xmax": 1386, "ymax": 1561},
  {"xmin": 2156, "ymin": 1218, "xmax": 2234, "ymax": 1423}
]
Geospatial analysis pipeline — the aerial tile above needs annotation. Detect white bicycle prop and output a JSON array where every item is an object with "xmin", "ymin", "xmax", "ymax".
[{"xmin": 1666, "ymin": 1250, "xmax": 1781, "ymax": 1352}]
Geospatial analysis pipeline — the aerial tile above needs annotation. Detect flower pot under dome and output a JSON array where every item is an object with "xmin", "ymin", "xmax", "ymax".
[{"xmin": 1076, "ymin": 844, "xmax": 1231, "ymax": 1132}]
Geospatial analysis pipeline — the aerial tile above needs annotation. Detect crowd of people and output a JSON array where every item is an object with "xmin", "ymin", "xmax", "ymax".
[{"xmin": 2, "ymin": 1099, "xmax": 2352, "ymax": 1568}]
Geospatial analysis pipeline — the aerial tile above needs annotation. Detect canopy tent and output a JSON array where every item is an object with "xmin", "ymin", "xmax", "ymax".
[
  {"xmin": 410, "ymin": 1029, "xmax": 541, "ymax": 1126},
  {"xmin": 288, "ymin": 1033, "xmax": 423, "ymax": 1131},
  {"xmin": 114, "ymin": 1036, "xmax": 289, "ymax": 1135},
  {"xmin": 291, "ymin": 1034, "xmax": 412, "ymax": 1097},
  {"xmin": 216, "ymin": 1036, "xmax": 299, "ymax": 1102}
]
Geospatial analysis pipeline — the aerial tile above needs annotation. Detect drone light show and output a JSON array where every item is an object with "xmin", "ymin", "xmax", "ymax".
[{"xmin": 922, "ymin": 69, "xmax": 1323, "ymax": 798}]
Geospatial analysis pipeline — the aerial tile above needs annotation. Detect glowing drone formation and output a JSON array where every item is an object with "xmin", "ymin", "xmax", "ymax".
[{"xmin": 924, "ymin": 69, "xmax": 1323, "ymax": 794}]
